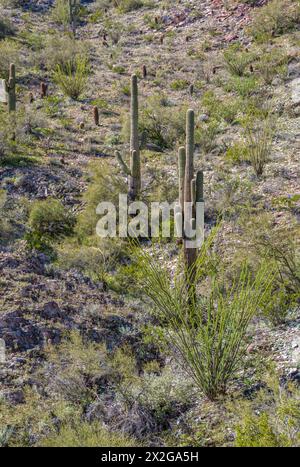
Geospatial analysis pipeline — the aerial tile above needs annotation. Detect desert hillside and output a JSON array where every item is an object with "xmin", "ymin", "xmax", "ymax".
[{"xmin": 0, "ymin": 0, "xmax": 299, "ymax": 447}]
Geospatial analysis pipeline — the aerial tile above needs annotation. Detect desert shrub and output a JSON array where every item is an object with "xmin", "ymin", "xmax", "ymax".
[
  {"xmin": 112, "ymin": 0, "xmax": 144, "ymax": 13},
  {"xmin": 201, "ymin": 91, "xmax": 241, "ymax": 124},
  {"xmin": 123, "ymin": 94, "xmax": 186, "ymax": 149},
  {"xmin": 26, "ymin": 198, "xmax": 75, "ymax": 251},
  {"xmin": 51, "ymin": 0, "xmax": 84, "ymax": 26},
  {"xmin": 195, "ymin": 119, "xmax": 220, "ymax": 153},
  {"xmin": 57, "ymin": 238, "xmax": 126, "ymax": 285},
  {"xmin": 51, "ymin": 0, "xmax": 70, "ymax": 25},
  {"xmin": 234, "ymin": 376, "xmax": 300, "ymax": 447},
  {"xmin": 170, "ymin": 79, "xmax": 190, "ymax": 91},
  {"xmin": 42, "ymin": 34, "xmax": 90, "ymax": 72},
  {"xmin": 107, "ymin": 347, "xmax": 193, "ymax": 436},
  {"xmin": 53, "ymin": 56, "xmax": 89, "ymax": 99},
  {"xmin": 0, "ymin": 190, "xmax": 13, "ymax": 244},
  {"xmin": 75, "ymin": 160, "xmax": 127, "ymax": 241},
  {"xmin": 40, "ymin": 421, "xmax": 139, "ymax": 447},
  {"xmin": 224, "ymin": 76, "xmax": 259, "ymax": 98},
  {"xmin": 0, "ymin": 389, "xmax": 79, "ymax": 447},
  {"xmin": 42, "ymin": 331, "xmax": 107, "ymax": 405},
  {"xmin": 0, "ymin": 16, "xmax": 14, "ymax": 39},
  {"xmin": 249, "ymin": 0, "xmax": 300, "ymax": 42},
  {"xmin": 256, "ymin": 48, "xmax": 288, "ymax": 85},
  {"xmin": 133, "ymin": 235, "xmax": 275, "ymax": 400},
  {"xmin": 233, "ymin": 212, "xmax": 300, "ymax": 324},
  {"xmin": 0, "ymin": 39, "xmax": 20, "ymax": 80},
  {"xmin": 223, "ymin": 44, "xmax": 255, "ymax": 76},
  {"xmin": 0, "ymin": 106, "xmax": 48, "ymax": 165},
  {"xmin": 244, "ymin": 118, "xmax": 274, "ymax": 176}
]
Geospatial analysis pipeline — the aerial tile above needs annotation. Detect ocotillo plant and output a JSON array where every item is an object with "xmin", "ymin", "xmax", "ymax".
[
  {"xmin": 116, "ymin": 75, "xmax": 141, "ymax": 201},
  {"xmin": 178, "ymin": 109, "xmax": 204, "ymax": 286},
  {"xmin": 7, "ymin": 63, "xmax": 16, "ymax": 112}
]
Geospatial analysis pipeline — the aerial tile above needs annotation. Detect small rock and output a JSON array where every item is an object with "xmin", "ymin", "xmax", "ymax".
[{"xmin": 199, "ymin": 114, "xmax": 209, "ymax": 122}]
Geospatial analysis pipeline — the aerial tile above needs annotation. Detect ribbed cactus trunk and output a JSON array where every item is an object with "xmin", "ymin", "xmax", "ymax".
[
  {"xmin": 178, "ymin": 146, "xmax": 186, "ymax": 239},
  {"xmin": 129, "ymin": 74, "xmax": 140, "ymax": 200},
  {"xmin": 184, "ymin": 109, "xmax": 197, "ymax": 276},
  {"xmin": 8, "ymin": 64, "xmax": 16, "ymax": 113}
]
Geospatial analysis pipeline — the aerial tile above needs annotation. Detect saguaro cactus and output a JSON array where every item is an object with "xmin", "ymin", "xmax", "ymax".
[
  {"xmin": 93, "ymin": 106, "xmax": 99, "ymax": 126},
  {"xmin": 40, "ymin": 82, "xmax": 47, "ymax": 98},
  {"xmin": 116, "ymin": 75, "xmax": 141, "ymax": 201},
  {"xmin": 7, "ymin": 63, "xmax": 16, "ymax": 112},
  {"xmin": 130, "ymin": 74, "xmax": 140, "ymax": 191},
  {"xmin": 178, "ymin": 109, "xmax": 204, "ymax": 287}
]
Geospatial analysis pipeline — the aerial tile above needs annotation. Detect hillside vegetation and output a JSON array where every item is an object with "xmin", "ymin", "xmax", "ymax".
[{"xmin": 0, "ymin": 0, "xmax": 299, "ymax": 447}]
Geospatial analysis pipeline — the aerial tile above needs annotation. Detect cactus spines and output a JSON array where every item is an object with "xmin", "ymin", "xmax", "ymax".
[
  {"xmin": 40, "ymin": 82, "xmax": 47, "ymax": 98},
  {"xmin": 93, "ymin": 106, "xmax": 99, "ymax": 126},
  {"xmin": 142, "ymin": 65, "xmax": 147, "ymax": 79},
  {"xmin": 130, "ymin": 74, "xmax": 140, "ymax": 196},
  {"xmin": 7, "ymin": 63, "xmax": 16, "ymax": 112}
]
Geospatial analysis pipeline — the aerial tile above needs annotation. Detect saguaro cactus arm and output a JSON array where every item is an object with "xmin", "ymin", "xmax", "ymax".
[{"xmin": 115, "ymin": 151, "xmax": 131, "ymax": 176}]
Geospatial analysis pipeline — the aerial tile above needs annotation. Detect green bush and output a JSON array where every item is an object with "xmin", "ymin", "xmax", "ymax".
[
  {"xmin": 0, "ymin": 39, "xmax": 20, "ymax": 80},
  {"xmin": 112, "ymin": 0, "xmax": 144, "ymax": 13},
  {"xmin": 53, "ymin": 57, "xmax": 89, "ymax": 99},
  {"xmin": 249, "ymin": 0, "xmax": 300, "ymax": 42},
  {"xmin": 27, "ymin": 198, "xmax": 75, "ymax": 251},
  {"xmin": 42, "ymin": 34, "xmax": 90, "ymax": 72},
  {"xmin": 223, "ymin": 44, "xmax": 254, "ymax": 76},
  {"xmin": 123, "ymin": 94, "xmax": 186, "ymax": 149},
  {"xmin": 40, "ymin": 421, "xmax": 139, "ymax": 447},
  {"xmin": 224, "ymin": 76, "xmax": 259, "ymax": 98},
  {"xmin": 234, "ymin": 376, "xmax": 300, "ymax": 447},
  {"xmin": 0, "ymin": 17, "xmax": 14, "ymax": 39},
  {"xmin": 234, "ymin": 212, "xmax": 300, "ymax": 324},
  {"xmin": 75, "ymin": 160, "xmax": 127, "ymax": 241}
]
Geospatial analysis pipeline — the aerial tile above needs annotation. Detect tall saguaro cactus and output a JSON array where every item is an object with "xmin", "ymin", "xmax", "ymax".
[
  {"xmin": 177, "ymin": 109, "xmax": 204, "ymax": 293},
  {"xmin": 116, "ymin": 75, "xmax": 141, "ymax": 201},
  {"xmin": 7, "ymin": 63, "xmax": 16, "ymax": 113},
  {"xmin": 184, "ymin": 109, "xmax": 197, "ymax": 273},
  {"xmin": 130, "ymin": 74, "xmax": 140, "ymax": 195}
]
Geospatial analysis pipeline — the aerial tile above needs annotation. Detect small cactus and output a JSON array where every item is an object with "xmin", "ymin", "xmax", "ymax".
[
  {"xmin": 40, "ymin": 82, "xmax": 47, "ymax": 98},
  {"xmin": 189, "ymin": 83, "xmax": 194, "ymax": 96},
  {"xmin": 142, "ymin": 65, "xmax": 147, "ymax": 79},
  {"xmin": 93, "ymin": 106, "xmax": 99, "ymax": 126}
]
